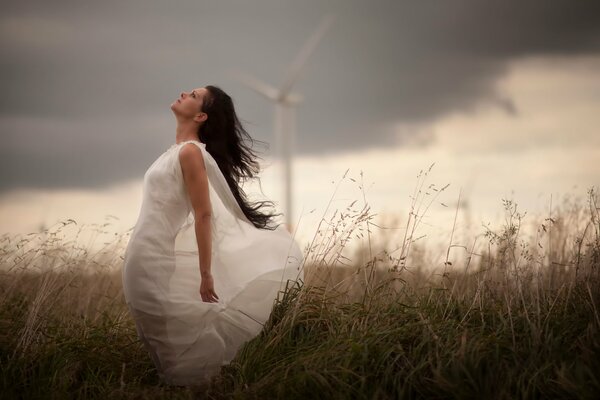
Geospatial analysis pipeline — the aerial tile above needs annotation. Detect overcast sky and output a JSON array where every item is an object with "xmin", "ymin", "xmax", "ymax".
[{"xmin": 1, "ymin": 0, "xmax": 599, "ymax": 254}]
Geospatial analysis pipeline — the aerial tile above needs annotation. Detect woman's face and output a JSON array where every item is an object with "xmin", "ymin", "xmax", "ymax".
[{"xmin": 171, "ymin": 87, "xmax": 208, "ymax": 123}]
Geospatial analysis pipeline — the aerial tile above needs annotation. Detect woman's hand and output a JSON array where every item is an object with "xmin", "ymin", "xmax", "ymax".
[{"xmin": 200, "ymin": 274, "xmax": 219, "ymax": 303}]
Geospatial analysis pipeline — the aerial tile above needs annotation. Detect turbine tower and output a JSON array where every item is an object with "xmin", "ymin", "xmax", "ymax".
[
  {"xmin": 450, "ymin": 171, "xmax": 478, "ymax": 240},
  {"xmin": 228, "ymin": 14, "xmax": 336, "ymax": 233}
]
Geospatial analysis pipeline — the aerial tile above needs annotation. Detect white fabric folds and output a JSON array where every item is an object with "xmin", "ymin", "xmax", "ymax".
[{"xmin": 122, "ymin": 139, "xmax": 303, "ymax": 386}]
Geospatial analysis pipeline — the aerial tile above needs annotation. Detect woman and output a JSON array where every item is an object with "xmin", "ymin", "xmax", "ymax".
[{"xmin": 121, "ymin": 85, "xmax": 304, "ymax": 386}]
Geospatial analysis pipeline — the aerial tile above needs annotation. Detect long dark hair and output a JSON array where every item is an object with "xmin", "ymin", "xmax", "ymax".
[{"xmin": 196, "ymin": 85, "xmax": 283, "ymax": 231}]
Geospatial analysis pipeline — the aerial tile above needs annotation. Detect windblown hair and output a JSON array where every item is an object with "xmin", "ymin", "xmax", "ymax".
[{"xmin": 196, "ymin": 85, "xmax": 283, "ymax": 231}]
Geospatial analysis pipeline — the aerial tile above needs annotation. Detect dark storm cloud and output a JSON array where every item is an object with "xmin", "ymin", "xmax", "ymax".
[{"xmin": 0, "ymin": 0, "xmax": 599, "ymax": 193}]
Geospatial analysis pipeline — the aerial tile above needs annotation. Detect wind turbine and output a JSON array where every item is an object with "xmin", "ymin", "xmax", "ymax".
[
  {"xmin": 450, "ymin": 171, "xmax": 478, "ymax": 239},
  {"xmin": 227, "ymin": 14, "xmax": 337, "ymax": 233}
]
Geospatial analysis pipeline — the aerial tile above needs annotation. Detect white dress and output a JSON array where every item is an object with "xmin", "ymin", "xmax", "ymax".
[{"xmin": 121, "ymin": 139, "xmax": 303, "ymax": 386}]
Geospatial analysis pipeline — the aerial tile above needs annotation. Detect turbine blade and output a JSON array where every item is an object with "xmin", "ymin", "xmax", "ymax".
[
  {"xmin": 226, "ymin": 68, "xmax": 279, "ymax": 101},
  {"xmin": 279, "ymin": 13, "xmax": 336, "ymax": 98}
]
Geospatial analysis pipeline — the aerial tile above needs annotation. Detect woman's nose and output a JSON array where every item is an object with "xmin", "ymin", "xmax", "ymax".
[{"xmin": 180, "ymin": 92, "xmax": 185, "ymax": 98}]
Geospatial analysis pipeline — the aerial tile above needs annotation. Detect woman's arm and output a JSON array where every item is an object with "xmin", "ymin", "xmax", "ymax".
[{"xmin": 179, "ymin": 143, "xmax": 218, "ymax": 302}]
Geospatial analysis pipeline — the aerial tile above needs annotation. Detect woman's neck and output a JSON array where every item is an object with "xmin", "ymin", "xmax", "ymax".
[{"xmin": 174, "ymin": 120, "xmax": 200, "ymax": 144}]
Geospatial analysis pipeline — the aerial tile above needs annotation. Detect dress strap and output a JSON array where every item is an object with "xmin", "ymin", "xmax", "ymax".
[{"xmin": 178, "ymin": 140, "xmax": 206, "ymax": 149}]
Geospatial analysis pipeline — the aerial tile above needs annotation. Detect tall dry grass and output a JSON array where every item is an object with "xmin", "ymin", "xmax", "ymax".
[
  {"xmin": 0, "ymin": 167, "xmax": 598, "ymax": 399},
  {"xmin": 204, "ymin": 170, "xmax": 599, "ymax": 399},
  {"xmin": 0, "ymin": 218, "xmax": 196, "ymax": 398}
]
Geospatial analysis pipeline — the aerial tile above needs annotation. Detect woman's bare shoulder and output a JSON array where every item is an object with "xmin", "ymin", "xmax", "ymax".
[{"xmin": 178, "ymin": 142, "xmax": 206, "ymax": 173}]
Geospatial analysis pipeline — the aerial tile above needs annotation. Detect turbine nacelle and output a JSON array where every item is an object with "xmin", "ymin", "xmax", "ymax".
[{"xmin": 226, "ymin": 68, "xmax": 304, "ymax": 105}]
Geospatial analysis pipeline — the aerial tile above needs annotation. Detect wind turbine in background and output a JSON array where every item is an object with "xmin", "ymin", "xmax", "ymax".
[
  {"xmin": 450, "ymin": 171, "xmax": 478, "ymax": 238},
  {"xmin": 227, "ymin": 14, "xmax": 337, "ymax": 233}
]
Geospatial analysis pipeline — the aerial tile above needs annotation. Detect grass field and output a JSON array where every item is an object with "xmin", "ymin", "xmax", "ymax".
[{"xmin": 1, "ymin": 180, "xmax": 598, "ymax": 399}]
